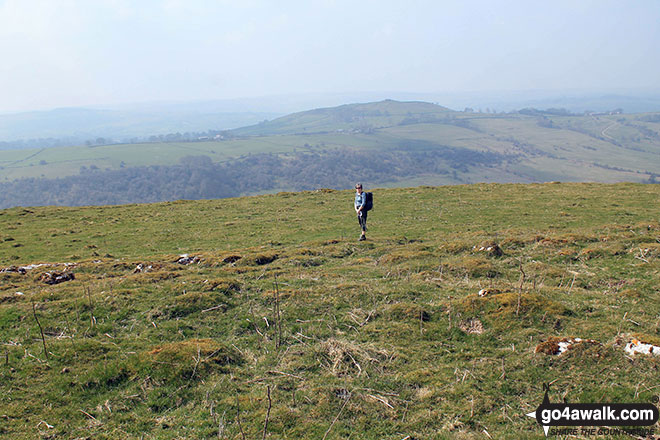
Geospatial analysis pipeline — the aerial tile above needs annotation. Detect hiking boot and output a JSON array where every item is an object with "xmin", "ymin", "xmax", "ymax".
[{"xmin": 359, "ymin": 235, "xmax": 366, "ymax": 241}]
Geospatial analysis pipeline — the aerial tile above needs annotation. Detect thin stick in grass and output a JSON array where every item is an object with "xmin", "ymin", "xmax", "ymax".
[
  {"xmin": 32, "ymin": 301, "xmax": 49, "ymax": 361},
  {"xmin": 235, "ymin": 393, "xmax": 246, "ymax": 440},
  {"xmin": 323, "ymin": 391, "xmax": 351, "ymax": 440},
  {"xmin": 262, "ymin": 385, "xmax": 272, "ymax": 440},
  {"xmin": 274, "ymin": 275, "xmax": 282, "ymax": 349}
]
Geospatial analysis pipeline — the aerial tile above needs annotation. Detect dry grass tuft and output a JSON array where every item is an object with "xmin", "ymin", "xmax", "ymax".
[
  {"xmin": 380, "ymin": 302, "xmax": 431, "ymax": 322},
  {"xmin": 287, "ymin": 257, "xmax": 325, "ymax": 267},
  {"xmin": 294, "ymin": 248, "xmax": 321, "ymax": 256},
  {"xmin": 142, "ymin": 271, "xmax": 181, "ymax": 282},
  {"xmin": 319, "ymin": 338, "xmax": 392, "ymax": 377},
  {"xmin": 442, "ymin": 240, "xmax": 474, "ymax": 254},
  {"xmin": 453, "ymin": 256, "xmax": 499, "ymax": 278},
  {"xmin": 144, "ymin": 338, "xmax": 241, "ymax": 380},
  {"xmin": 459, "ymin": 291, "xmax": 568, "ymax": 320},
  {"xmin": 379, "ymin": 249, "xmax": 434, "ymax": 265},
  {"xmin": 169, "ymin": 291, "xmax": 230, "ymax": 317},
  {"xmin": 458, "ymin": 318, "xmax": 484, "ymax": 335},
  {"xmin": 204, "ymin": 279, "xmax": 241, "ymax": 294},
  {"xmin": 346, "ymin": 308, "xmax": 378, "ymax": 327}
]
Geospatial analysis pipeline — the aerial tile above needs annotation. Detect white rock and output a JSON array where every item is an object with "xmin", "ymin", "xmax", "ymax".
[{"xmin": 625, "ymin": 339, "xmax": 660, "ymax": 356}]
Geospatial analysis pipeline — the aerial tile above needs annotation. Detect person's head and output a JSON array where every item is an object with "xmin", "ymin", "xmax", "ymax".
[{"xmin": 355, "ymin": 183, "xmax": 363, "ymax": 193}]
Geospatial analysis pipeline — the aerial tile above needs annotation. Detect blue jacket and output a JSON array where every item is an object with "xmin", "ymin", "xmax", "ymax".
[{"xmin": 355, "ymin": 192, "xmax": 366, "ymax": 209}]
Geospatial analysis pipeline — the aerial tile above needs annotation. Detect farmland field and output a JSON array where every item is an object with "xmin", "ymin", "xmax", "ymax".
[{"xmin": 1, "ymin": 101, "xmax": 659, "ymax": 187}]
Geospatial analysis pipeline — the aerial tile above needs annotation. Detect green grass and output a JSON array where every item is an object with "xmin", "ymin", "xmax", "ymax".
[
  {"xmin": 1, "ymin": 183, "xmax": 660, "ymax": 439},
  {"xmin": 0, "ymin": 138, "xmax": 305, "ymax": 180}
]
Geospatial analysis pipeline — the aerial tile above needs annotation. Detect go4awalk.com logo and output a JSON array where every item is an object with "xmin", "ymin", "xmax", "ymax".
[{"xmin": 526, "ymin": 384, "xmax": 659, "ymax": 437}]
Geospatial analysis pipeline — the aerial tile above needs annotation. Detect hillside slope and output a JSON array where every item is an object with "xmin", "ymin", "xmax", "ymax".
[
  {"xmin": 1, "ymin": 100, "xmax": 659, "ymax": 197},
  {"xmin": 1, "ymin": 183, "xmax": 659, "ymax": 438},
  {"xmin": 230, "ymin": 100, "xmax": 452, "ymax": 136}
]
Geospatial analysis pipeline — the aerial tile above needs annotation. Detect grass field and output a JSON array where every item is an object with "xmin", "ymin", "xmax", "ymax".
[{"xmin": 1, "ymin": 183, "xmax": 660, "ymax": 439}]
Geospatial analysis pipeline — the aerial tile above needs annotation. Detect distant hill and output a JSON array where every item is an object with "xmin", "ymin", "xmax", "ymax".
[
  {"xmin": 3, "ymin": 90, "xmax": 660, "ymax": 148},
  {"xmin": 0, "ymin": 99, "xmax": 659, "ymax": 208},
  {"xmin": 231, "ymin": 100, "xmax": 452, "ymax": 136}
]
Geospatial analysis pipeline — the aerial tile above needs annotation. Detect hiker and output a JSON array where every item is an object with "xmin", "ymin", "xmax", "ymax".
[{"xmin": 354, "ymin": 183, "xmax": 368, "ymax": 241}]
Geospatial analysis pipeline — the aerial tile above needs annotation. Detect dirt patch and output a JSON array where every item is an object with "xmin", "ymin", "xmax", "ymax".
[
  {"xmin": 1, "ymin": 266, "xmax": 27, "ymax": 274},
  {"xmin": 176, "ymin": 254, "xmax": 201, "ymax": 265},
  {"xmin": 473, "ymin": 242, "xmax": 503, "ymax": 257},
  {"xmin": 222, "ymin": 255, "xmax": 242, "ymax": 264},
  {"xmin": 535, "ymin": 337, "xmax": 600, "ymax": 355},
  {"xmin": 380, "ymin": 302, "xmax": 431, "ymax": 322},
  {"xmin": 133, "ymin": 263, "xmax": 154, "ymax": 273},
  {"xmin": 38, "ymin": 271, "xmax": 75, "ymax": 285},
  {"xmin": 254, "ymin": 253, "xmax": 278, "ymax": 265},
  {"xmin": 2, "ymin": 262, "xmax": 77, "ymax": 274}
]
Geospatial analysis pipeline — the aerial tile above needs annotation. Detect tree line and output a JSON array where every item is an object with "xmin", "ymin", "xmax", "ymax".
[{"xmin": 0, "ymin": 146, "xmax": 506, "ymax": 209}]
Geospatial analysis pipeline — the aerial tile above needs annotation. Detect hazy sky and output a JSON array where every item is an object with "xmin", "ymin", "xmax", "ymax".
[{"xmin": 1, "ymin": 0, "xmax": 659, "ymax": 112}]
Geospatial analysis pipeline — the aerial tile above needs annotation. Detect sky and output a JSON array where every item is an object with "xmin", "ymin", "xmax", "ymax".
[{"xmin": 0, "ymin": 0, "xmax": 659, "ymax": 113}]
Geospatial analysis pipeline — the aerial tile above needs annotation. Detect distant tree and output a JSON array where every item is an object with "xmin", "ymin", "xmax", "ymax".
[{"xmin": 537, "ymin": 116, "xmax": 556, "ymax": 129}]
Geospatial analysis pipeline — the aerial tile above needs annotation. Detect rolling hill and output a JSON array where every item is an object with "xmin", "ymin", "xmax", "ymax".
[{"xmin": 0, "ymin": 100, "xmax": 659, "ymax": 208}]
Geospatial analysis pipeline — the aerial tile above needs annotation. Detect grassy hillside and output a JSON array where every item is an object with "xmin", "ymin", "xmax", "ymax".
[
  {"xmin": 1, "ymin": 101, "xmax": 659, "ymax": 187},
  {"xmin": 1, "ymin": 183, "xmax": 660, "ymax": 439},
  {"xmin": 230, "ymin": 100, "xmax": 452, "ymax": 136}
]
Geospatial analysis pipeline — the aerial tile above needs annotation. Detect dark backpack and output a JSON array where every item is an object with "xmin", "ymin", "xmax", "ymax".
[{"xmin": 364, "ymin": 192, "xmax": 373, "ymax": 211}]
